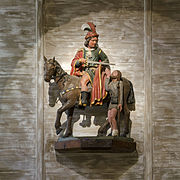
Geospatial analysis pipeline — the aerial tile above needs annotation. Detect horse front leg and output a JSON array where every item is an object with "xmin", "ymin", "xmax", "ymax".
[
  {"xmin": 55, "ymin": 102, "xmax": 73, "ymax": 135},
  {"xmin": 55, "ymin": 107, "xmax": 63, "ymax": 135},
  {"xmin": 63, "ymin": 107, "xmax": 74, "ymax": 138}
]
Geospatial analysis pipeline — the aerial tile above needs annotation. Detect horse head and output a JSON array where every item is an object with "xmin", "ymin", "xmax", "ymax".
[
  {"xmin": 44, "ymin": 56, "xmax": 67, "ymax": 83},
  {"xmin": 44, "ymin": 56, "xmax": 57, "ymax": 82}
]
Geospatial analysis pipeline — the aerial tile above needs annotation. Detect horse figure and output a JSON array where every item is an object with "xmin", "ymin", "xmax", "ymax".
[
  {"xmin": 44, "ymin": 56, "xmax": 82, "ymax": 137},
  {"xmin": 48, "ymin": 81, "xmax": 60, "ymax": 107},
  {"xmin": 44, "ymin": 56, "xmax": 135, "ymax": 137},
  {"xmin": 47, "ymin": 80, "xmax": 93, "ymax": 135}
]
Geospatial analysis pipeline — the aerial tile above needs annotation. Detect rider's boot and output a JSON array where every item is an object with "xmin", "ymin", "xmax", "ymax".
[{"xmin": 80, "ymin": 91, "xmax": 89, "ymax": 106}]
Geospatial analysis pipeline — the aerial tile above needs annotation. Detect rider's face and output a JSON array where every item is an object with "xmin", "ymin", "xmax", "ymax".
[{"xmin": 88, "ymin": 37, "xmax": 98, "ymax": 48}]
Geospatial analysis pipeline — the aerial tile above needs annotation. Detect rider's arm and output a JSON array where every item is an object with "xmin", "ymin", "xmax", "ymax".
[
  {"xmin": 99, "ymin": 49, "xmax": 109, "ymax": 63},
  {"xmin": 74, "ymin": 58, "xmax": 86, "ymax": 67},
  {"xmin": 70, "ymin": 50, "xmax": 86, "ymax": 76}
]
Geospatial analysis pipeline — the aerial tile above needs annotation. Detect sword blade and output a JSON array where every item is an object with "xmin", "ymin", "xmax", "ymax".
[{"xmin": 87, "ymin": 60, "xmax": 115, "ymax": 66}]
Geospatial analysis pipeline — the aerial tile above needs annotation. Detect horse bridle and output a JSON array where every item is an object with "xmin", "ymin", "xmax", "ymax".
[
  {"xmin": 46, "ymin": 60, "xmax": 77, "ymax": 98},
  {"xmin": 45, "ymin": 61, "xmax": 67, "ymax": 83},
  {"xmin": 52, "ymin": 72, "xmax": 67, "ymax": 84}
]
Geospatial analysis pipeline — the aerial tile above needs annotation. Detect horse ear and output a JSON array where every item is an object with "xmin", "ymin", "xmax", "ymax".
[
  {"xmin": 53, "ymin": 57, "xmax": 55, "ymax": 61},
  {"xmin": 44, "ymin": 56, "xmax": 48, "ymax": 62}
]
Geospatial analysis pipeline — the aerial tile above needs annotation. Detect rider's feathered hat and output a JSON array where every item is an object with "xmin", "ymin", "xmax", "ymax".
[{"xmin": 81, "ymin": 22, "xmax": 99, "ymax": 39}]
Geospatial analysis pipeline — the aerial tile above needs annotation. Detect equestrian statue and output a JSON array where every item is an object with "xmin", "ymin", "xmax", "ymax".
[{"xmin": 43, "ymin": 22, "xmax": 135, "ymax": 138}]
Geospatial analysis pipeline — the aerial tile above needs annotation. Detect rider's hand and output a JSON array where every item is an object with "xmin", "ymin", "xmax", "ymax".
[
  {"xmin": 80, "ymin": 58, "xmax": 87, "ymax": 64},
  {"xmin": 105, "ymin": 68, "xmax": 111, "ymax": 78},
  {"xmin": 118, "ymin": 104, "xmax": 122, "ymax": 112}
]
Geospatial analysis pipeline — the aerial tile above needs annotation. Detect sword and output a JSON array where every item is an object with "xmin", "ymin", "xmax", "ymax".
[{"xmin": 87, "ymin": 60, "xmax": 116, "ymax": 66}]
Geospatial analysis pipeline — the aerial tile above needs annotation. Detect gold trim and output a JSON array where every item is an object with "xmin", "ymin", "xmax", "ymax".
[
  {"xmin": 99, "ymin": 65, "xmax": 102, "ymax": 99},
  {"xmin": 79, "ymin": 93, "xmax": 82, "ymax": 105},
  {"xmin": 85, "ymin": 72, "xmax": 93, "ymax": 85}
]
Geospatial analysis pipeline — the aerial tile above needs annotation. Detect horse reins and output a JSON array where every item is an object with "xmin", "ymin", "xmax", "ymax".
[
  {"xmin": 53, "ymin": 72, "xmax": 67, "ymax": 84},
  {"xmin": 46, "ymin": 61, "xmax": 80, "ymax": 97}
]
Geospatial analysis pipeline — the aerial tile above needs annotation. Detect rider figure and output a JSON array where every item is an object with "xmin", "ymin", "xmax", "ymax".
[{"xmin": 70, "ymin": 22, "xmax": 111, "ymax": 106}]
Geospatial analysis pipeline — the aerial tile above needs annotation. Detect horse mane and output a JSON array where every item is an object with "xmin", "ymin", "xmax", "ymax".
[
  {"xmin": 53, "ymin": 59, "xmax": 61, "ymax": 69},
  {"xmin": 53, "ymin": 58, "xmax": 71, "ymax": 82},
  {"xmin": 54, "ymin": 59, "xmax": 66, "ymax": 74}
]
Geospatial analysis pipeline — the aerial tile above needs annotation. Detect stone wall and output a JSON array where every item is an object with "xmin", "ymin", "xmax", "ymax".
[
  {"xmin": 0, "ymin": 0, "xmax": 37, "ymax": 179},
  {"xmin": 0, "ymin": 0, "xmax": 180, "ymax": 179},
  {"xmin": 152, "ymin": 0, "xmax": 180, "ymax": 179}
]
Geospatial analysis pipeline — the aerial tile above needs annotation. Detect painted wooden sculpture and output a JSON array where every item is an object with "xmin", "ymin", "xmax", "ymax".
[
  {"xmin": 44, "ymin": 56, "xmax": 135, "ymax": 138},
  {"xmin": 43, "ymin": 22, "xmax": 135, "ymax": 138}
]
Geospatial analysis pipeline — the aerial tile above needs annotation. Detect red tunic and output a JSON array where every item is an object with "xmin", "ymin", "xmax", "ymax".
[
  {"xmin": 90, "ymin": 65, "xmax": 107, "ymax": 105},
  {"xmin": 70, "ymin": 48, "xmax": 107, "ymax": 105}
]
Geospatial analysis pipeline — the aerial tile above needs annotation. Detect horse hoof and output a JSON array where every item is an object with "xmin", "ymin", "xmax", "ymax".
[
  {"xmin": 120, "ymin": 133, "xmax": 127, "ymax": 137},
  {"xmin": 97, "ymin": 132, "xmax": 104, "ymax": 137},
  {"xmin": 63, "ymin": 131, "xmax": 72, "ymax": 138},
  {"xmin": 56, "ymin": 127, "xmax": 63, "ymax": 135}
]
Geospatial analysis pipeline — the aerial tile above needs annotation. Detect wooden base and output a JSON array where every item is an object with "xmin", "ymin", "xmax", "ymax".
[{"xmin": 55, "ymin": 136, "xmax": 136, "ymax": 153}]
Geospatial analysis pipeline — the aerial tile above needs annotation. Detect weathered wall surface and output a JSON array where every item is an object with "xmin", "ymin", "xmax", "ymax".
[
  {"xmin": 152, "ymin": 0, "xmax": 180, "ymax": 179},
  {"xmin": 0, "ymin": 0, "xmax": 37, "ymax": 179},
  {"xmin": 0, "ymin": 0, "xmax": 180, "ymax": 180}
]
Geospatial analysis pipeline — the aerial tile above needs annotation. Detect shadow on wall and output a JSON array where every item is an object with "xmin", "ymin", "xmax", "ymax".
[
  {"xmin": 56, "ymin": 151, "xmax": 138, "ymax": 179},
  {"xmin": 44, "ymin": 0, "xmax": 177, "ymax": 34},
  {"xmin": 44, "ymin": 0, "xmax": 144, "ymax": 33},
  {"xmin": 58, "ymin": 104, "xmax": 109, "ymax": 137}
]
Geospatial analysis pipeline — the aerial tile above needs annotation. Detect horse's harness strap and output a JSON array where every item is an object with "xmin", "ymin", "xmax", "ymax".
[
  {"xmin": 53, "ymin": 72, "xmax": 67, "ymax": 84},
  {"xmin": 60, "ymin": 86, "xmax": 80, "ymax": 96}
]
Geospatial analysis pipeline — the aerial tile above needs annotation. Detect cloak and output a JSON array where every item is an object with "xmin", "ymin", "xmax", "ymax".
[{"xmin": 70, "ymin": 48, "xmax": 108, "ymax": 105}]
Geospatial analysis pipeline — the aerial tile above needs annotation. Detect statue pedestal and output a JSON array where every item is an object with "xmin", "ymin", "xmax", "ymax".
[{"xmin": 55, "ymin": 136, "xmax": 136, "ymax": 153}]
